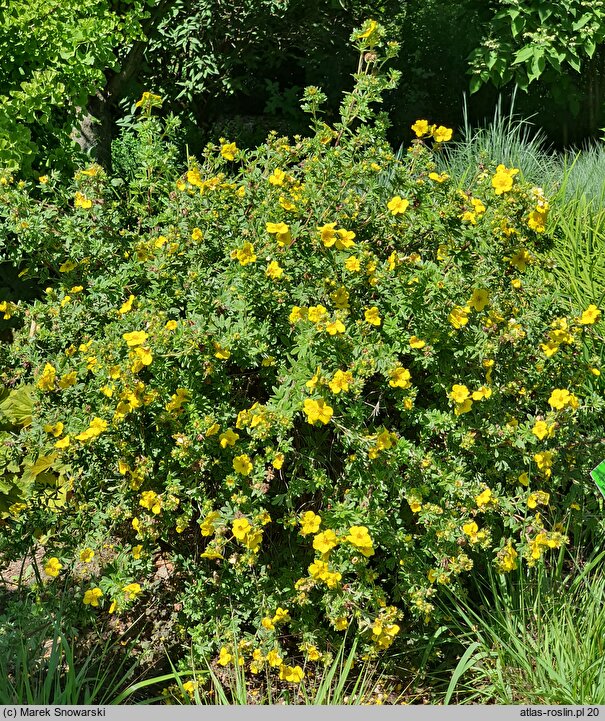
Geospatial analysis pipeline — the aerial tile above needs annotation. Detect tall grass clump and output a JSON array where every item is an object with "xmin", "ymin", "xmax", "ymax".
[
  {"xmin": 442, "ymin": 551, "xmax": 605, "ymax": 705},
  {"xmin": 436, "ymin": 91, "xmax": 558, "ymax": 189}
]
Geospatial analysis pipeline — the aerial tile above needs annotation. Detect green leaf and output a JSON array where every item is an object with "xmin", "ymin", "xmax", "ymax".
[
  {"xmin": 510, "ymin": 13, "xmax": 525, "ymax": 38},
  {"xmin": 469, "ymin": 76, "xmax": 483, "ymax": 95},
  {"xmin": 513, "ymin": 45, "xmax": 536, "ymax": 65},
  {"xmin": 572, "ymin": 14, "xmax": 592, "ymax": 31},
  {"xmin": 0, "ymin": 385, "xmax": 34, "ymax": 427}
]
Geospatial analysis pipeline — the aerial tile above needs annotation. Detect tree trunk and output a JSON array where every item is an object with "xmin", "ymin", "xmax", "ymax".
[{"xmin": 72, "ymin": 0, "xmax": 171, "ymax": 171}]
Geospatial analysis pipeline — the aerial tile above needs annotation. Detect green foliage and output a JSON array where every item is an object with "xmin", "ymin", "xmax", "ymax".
[
  {"xmin": 0, "ymin": 613, "xmax": 142, "ymax": 704},
  {"xmin": 0, "ymin": 0, "xmax": 147, "ymax": 173},
  {"xmin": 442, "ymin": 552, "xmax": 605, "ymax": 704},
  {"xmin": 437, "ymin": 95, "xmax": 558, "ymax": 189},
  {"xmin": 468, "ymin": 0, "xmax": 605, "ymax": 127},
  {"xmin": 0, "ymin": 23, "xmax": 604, "ymax": 684}
]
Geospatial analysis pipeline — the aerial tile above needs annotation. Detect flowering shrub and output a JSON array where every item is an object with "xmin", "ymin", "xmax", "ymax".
[{"xmin": 0, "ymin": 21, "xmax": 604, "ymax": 681}]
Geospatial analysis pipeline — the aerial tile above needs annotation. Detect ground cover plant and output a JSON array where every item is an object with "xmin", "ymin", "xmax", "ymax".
[{"xmin": 1, "ymin": 20, "xmax": 605, "ymax": 703}]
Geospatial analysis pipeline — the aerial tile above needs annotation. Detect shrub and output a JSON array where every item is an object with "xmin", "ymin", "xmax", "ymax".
[{"xmin": 0, "ymin": 21, "xmax": 603, "ymax": 682}]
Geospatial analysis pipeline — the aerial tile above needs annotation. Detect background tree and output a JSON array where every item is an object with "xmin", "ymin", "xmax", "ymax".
[{"xmin": 468, "ymin": 0, "xmax": 605, "ymax": 144}]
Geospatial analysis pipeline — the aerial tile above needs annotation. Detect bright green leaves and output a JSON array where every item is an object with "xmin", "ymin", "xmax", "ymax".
[
  {"xmin": 468, "ymin": 0, "xmax": 605, "ymax": 112},
  {"xmin": 0, "ymin": 0, "xmax": 148, "ymax": 173}
]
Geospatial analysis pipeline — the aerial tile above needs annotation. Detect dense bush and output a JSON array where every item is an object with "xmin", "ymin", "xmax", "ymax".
[{"xmin": 1, "ymin": 22, "xmax": 603, "ymax": 681}]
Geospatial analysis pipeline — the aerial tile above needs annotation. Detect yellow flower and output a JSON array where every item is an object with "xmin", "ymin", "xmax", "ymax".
[
  {"xmin": 219, "ymin": 429, "xmax": 239, "ymax": 448},
  {"xmin": 428, "ymin": 172, "xmax": 449, "ymax": 183},
  {"xmin": 532, "ymin": 420, "xmax": 555, "ymax": 440},
  {"xmin": 449, "ymin": 384, "xmax": 470, "ymax": 404},
  {"xmin": 432, "ymin": 126, "xmax": 453, "ymax": 143},
  {"xmin": 329, "ymin": 369, "xmax": 353, "ymax": 394},
  {"xmin": 411, "ymin": 119, "xmax": 430, "ymax": 137},
  {"xmin": 272, "ymin": 607, "xmax": 290, "ymax": 624},
  {"xmin": 135, "ymin": 91, "xmax": 162, "ymax": 109},
  {"xmin": 333, "ymin": 616, "xmax": 349, "ymax": 630},
  {"xmin": 313, "ymin": 529, "xmax": 338, "ymax": 554},
  {"xmin": 182, "ymin": 681, "xmax": 197, "ymax": 698},
  {"xmin": 527, "ymin": 490, "xmax": 550, "ymax": 509},
  {"xmin": 318, "ymin": 222, "xmax": 338, "ymax": 247},
  {"xmin": 491, "ymin": 164, "xmax": 519, "ymax": 195},
  {"xmin": 123, "ymin": 582, "xmax": 142, "ymax": 600},
  {"xmin": 279, "ymin": 195, "xmax": 296, "ymax": 211},
  {"xmin": 43, "ymin": 557, "xmax": 63, "ymax": 578},
  {"xmin": 83, "ymin": 588, "xmax": 103, "ymax": 607},
  {"xmin": 272, "ymin": 452, "xmax": 285, "ymax": 469},
  {"xmin": 132, "ymin": 545, "xmax": 143, "ymax": 560},
  {"xmin": 497, "ymin": 542, "xmax": 518, "ymax": 573},
  {"xmin": 308, "ymin": 305, "xmax": 328, "ymax": 323},
  {"xmin": 37, "ymin": 363, "xmax": 57, "ymax": 391},
  {"xmin": 134, "ymin": 346, "xmax": 153, "ymax": 366},
  {"xmin": 55, "ymin": 436, "xmax": 71, "ymax": 449},
  {"xmin": 165, "ymin": 387, "xmax": 191, "ymax": 412},
  {"xmin": 118, "ymin": 295, "xmax": 135, "ymax": 314},
  {"xmin": 288, "ymin": 305, "xmax": 309, "ymax": 323},
  {"xmin": 357, "ymin": 19, "xmax": 378, "ymax": 39},
  {"xmin": 345, "ymin": 525, "xmax": 374, "ymax": 556},
  {"xmin": 364, "ymin": 307, "xmax": 382, "ymax": 326},
  {"xmin": 468, "ymin": 288, "xmax": 489, "ymax": 312},
  {"xmin": 266, "ymin": 260, "xmax": 284, "ymax": 279},
  {"xmin": 578, "ymin": 304, "xmax": 601, "ymax": 325},
  {"xmin": 123, "ymin": 330, "xmax": 148, "ymax": 347},
  {"xmin": 518, "ymin": 472, "xmax": 529, "ymax": 486},
  {"xmin": 165, "ymin": 320, "xmax": 178, "ymax": 331},
  {"xmin": 220, "ymin": 142, "xmax": 238, "ymax": 161},
  {"xmin": 448, "ymin": 305, "xmax": 470, "ymax": 329},
  {"xmin": 140, "ymin": 490, "xmax": 162, "ymax": 515},
  {"xmin": 548, "ymin": 388, "xmax": 573, "ymax": 410},
  {"xmin": 279, "ymin": 665, "xmax": 304, "ymax": 683},
  {"xmin": 79, "ymin": 548, "xmax": 94, "ymax": 563},
  {"xmin": 232, "ymin": 518, "xmax": 252, "ymax": 540},
  {"xmin": 471, "ymin": 198, "xmax": 486, "ymax": 215},
  {"xmin": 74, "ymin": 192, "xmax": 92, "ymax": 209},
  {"xmin": 528, "ymin": 208, "xmax": 548, "ymax": 233},
  {"xmin": 389, "ymin": 366, "xmax": 412, "ymax": 389},
  {"xmin": 199, "ymin": 511, "xmax": 220, "ymax": 537},
  {"xmin": 344, "ymin": 256, "xmax": 361, "ymax": 272},
  {"xmin": 44, "ymin": 421, "xmax": 64, "ymax": 437},
  {"xmin": 325, "ymin": 318, "xmax": 346, "ymax": 335},
  {"xmin": 471, "ymin": 386, "xmax": 492, "ymax": 401},
  {"xmin": 509, "ymin": 248, "xmax": 531, "ymax": 272},
  {"xmin": 269, "ymin": 168, "xmax": 286, "ymax": 185},
  {"xmin": 75, "ymin": 417, "xmax": 108, "ymax": 442},
  {"xmin": 534, "ymin": 450, "xmax": 554, "ymax": 477},
  {"xmin": 335, "ymin": 228, "xmax": 356, "ymax": 249},
  {"xmin": 475, "ymin": 489, "xmax": 492, "ymax": 507},
  {"xmin": 233, "ymin": 454, "xmax": 253, "ymax": 476},
  {"xmin": 302, "ymin": 398, "xmax": 333, "ymax": 425},
  {"xmin": 213, "ymin": 342, "xmax": 230, "ymax": 360},
  {"xmin": 218, "ymin": 647, "xmax": 233, "ymax": 666},
  {"xmin": 266, "ymin": 221, "xmax": 291, "ymax": 246},
  {"xmin": 454, "ymin": 399, "xmax": 473, "ymax": 415},
  {"xmin": 299, "ymin": 510, "xmax": 322, "ymax": 536},
  {"xmin": 266, "ymin": 649, "xmax": 282, "ymax": 667},
  {"xmin": 387, "ymin": 196, "xmax": 410, "ymax": 215},
  {"xmin": 262, "ymin": 616, "xmax": 275, "ymax": 630},
  {"xmin": 306, "ymin": 646, "xmax": 321, "ymax": 661},
  {"xmin": 231, "ymin": 241, "xmax": 257, "ymax": 265},
  {"xmin": 409, "ymin": 336, "xmax": 425, "ymax": 349}
]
